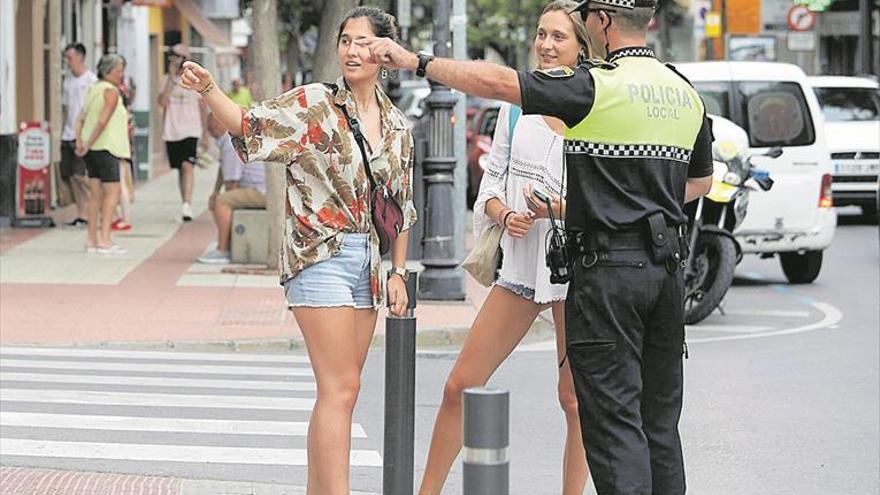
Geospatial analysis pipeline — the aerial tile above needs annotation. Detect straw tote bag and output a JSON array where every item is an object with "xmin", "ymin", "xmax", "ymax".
[{"xmin": 460, "ymin": 105, "xmax": 521, "ymax": 286}]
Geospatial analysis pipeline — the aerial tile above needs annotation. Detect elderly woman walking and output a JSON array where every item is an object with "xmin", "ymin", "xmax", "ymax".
[{"xmin": 76, "ymin": 54, "xmax": 130, "ymax": 254}]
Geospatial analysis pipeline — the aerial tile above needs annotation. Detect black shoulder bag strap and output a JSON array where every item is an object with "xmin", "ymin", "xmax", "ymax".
[{"xmin": 324, "ymin": 82, "xmax": 377, "ymax": 191}]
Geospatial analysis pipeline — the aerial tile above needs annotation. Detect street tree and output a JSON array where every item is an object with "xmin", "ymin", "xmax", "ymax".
[
  {"xmin": 250, "ymin": 0, "xmax": 285, "ymax": 270},
  {"xmin": 312, "ymin": 0, "xmax": 359, "ymax": 82}
]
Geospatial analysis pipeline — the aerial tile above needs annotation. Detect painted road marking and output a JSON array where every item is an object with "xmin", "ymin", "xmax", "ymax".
[
  {"xmin": 510, "ymin": 301, "xmax": 842, "ymax": 353},
  {"xmin": 0, "ymin": 439, "xmax": 383, "ymax": 467},
  {"xmin": 0, "ymin": 347, "xmax": 309, "ymax": 364},
  {"xmin": 0, "ymin": 389, "xmax": 316, "ymax": 411},
  {"xmin": 689, "ymin": 325, "xmax": 773, "ymax": 334},
  {"xmin": 0, "ymin": 412, "xmax": 366, "ymax": 438},
  {"xmin": 720, "ymin": 309, "xmax": 811, "ymax": 318},
  {"xmin": 0, "ymin": 359, "xmax": 313, "ymax": 377},
  {"xmin": 688, "ymin": 302, "xmax": 843, "ymax": 343},
  {"xmin": 0, "ymin": 372, "xmax": 316, "ymax": 392}
]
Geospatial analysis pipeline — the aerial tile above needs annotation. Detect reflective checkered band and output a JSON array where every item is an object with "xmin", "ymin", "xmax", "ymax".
[
  {"xmin": 607, "ymin": 47, "xmax": 656, "ymax": 64},
  {"xmin": 564, "ymin": 141, "xmax": 692, "ymax": 163},
  {"xmin": 592, "ymin": 0, "xmax": 636, "ymax": 9}
]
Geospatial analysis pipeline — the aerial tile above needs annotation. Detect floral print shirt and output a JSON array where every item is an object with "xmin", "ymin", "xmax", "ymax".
[{"xmin": 232, "ymin": 77, "xmax": 417, "ymax": 308}]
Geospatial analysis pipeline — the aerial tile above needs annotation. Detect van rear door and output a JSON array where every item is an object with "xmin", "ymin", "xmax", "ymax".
[{"xmin": 693, "ymin": 80, "xmax": 830, "ymax": 233}]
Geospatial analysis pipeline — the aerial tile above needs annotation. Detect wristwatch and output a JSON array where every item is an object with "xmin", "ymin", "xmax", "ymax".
[
  {"xmin": 389, "ymin": 267, "xmax": 409, "ymax": 281},
  {"xmin": 416, "ymin": 52, "xmax": 435, "ymax": 78}
]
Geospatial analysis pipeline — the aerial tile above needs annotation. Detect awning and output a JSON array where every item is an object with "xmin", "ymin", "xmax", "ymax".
[{"xmin": 174, "ymin": 0, "xmax": 232, "ymax": 48}]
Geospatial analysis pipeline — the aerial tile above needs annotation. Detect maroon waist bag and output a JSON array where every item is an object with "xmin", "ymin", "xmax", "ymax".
[{"xmin": 334, "ymin": 95, "xmax": 404, "ymax": 256}]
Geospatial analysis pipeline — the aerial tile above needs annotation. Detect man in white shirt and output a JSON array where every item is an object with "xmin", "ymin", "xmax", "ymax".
[{"xmin": 61, "ymin": 43, "xmax": 97, "ymax": 227}]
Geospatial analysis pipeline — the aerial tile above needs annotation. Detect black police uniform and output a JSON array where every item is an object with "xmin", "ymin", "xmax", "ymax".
[{"xmin": 517, "ymin": 46, "xmax": 714, "ymax": 494}]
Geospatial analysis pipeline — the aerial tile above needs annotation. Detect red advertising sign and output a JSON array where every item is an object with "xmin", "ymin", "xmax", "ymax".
[{"xmin": 17, "ymin": 122, "xmax": 52, "ymax": 221}]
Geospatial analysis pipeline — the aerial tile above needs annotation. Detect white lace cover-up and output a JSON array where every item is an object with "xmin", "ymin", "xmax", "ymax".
[{"xmin": 473, "ymin": 103, "xmax": 568, "ymax": 304}]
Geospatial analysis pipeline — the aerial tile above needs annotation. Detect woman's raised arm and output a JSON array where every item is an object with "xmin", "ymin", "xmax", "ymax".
[{"xmin": 179, "ymin": 61, "xmax": 243, "ymax": 136}]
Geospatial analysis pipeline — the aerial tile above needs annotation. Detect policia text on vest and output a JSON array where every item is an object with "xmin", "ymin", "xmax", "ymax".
[
  {"xmin": 629, "ymin": 83, "xmax": 697, "ymax": 120},
  {"xmin": 518, "ymin": 44, "xmax": 714, "ymax": 495}
]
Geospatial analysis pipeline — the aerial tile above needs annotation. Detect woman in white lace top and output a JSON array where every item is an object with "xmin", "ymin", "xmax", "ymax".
[{"xmin": 419, "ymin": 2, "xmax": 591, "ymax": 494}]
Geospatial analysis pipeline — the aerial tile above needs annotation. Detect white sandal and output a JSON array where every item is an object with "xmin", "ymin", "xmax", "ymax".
[{"xmin": 97, "ymin": 244, "xmax": 126, "ymax": 255}]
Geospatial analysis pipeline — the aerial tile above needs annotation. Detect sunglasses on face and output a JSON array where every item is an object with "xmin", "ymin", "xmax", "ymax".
[{"xmin": 580, "ymin": 8, "xmax": 615, "ymax": 22}]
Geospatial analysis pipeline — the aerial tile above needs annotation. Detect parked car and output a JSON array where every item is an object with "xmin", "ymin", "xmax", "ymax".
[
  {"xmin": 395, "ymin": 79, "xmax": 432, "ymax": 126},
  {"xmin": 466, "ymin": 101, "xmax": 501, "ymax": 207},
  {"xmin": 677, "ymin": 61, "xmax": 837, "ymax": 284},
  {"xmin": 808, "ymin": 76, "xmax": 880, "ymax": 218}
]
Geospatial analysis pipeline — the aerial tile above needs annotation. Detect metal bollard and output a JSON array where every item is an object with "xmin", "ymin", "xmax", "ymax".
[
  {"xmin": 463, "ymin": 387, "xmax": 509, "ymax": 495},
  {"xmin": 383, "ymin": 271, "xmax": 418, "ymax": 495}
]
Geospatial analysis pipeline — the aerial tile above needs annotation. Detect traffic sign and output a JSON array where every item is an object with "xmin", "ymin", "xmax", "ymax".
[
  {"xmin": 787, "ymin": 5, "xmax": 816, "ymax": 31},
  {"xmin": 706, "ymin": 12, "xmax": 722, "ymax": 38}
]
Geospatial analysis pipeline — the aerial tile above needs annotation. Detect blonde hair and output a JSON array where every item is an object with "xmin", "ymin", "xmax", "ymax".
[{"xmin": 541, "ymin": 0, "xmax": 592, "ymax": 64}]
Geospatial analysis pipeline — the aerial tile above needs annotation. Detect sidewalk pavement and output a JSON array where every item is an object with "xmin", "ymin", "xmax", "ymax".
[
  {"xmin": 0, "ymin": 466, "xmax": 378, "ymax": 495},
  {"xmin": 0, "ymin": 159, "xmax": 554, "ymax": 350}
]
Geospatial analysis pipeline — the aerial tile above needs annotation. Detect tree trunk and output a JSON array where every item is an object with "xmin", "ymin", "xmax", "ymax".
[
  {"xmin": 312, "ymin": 0, "xmax": 357, "ymax": 83},
  {"xmin": 285, "ymin": 21, "xmax": 301, "ymax": 86},
  {"xmin": 251, "ymin": 0, "xmax": 285, "ymax": 270}
]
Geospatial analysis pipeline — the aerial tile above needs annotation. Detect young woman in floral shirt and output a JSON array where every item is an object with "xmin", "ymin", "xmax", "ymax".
[{"xmin": 180, "ymin": 7, "xmax": 416, "ymax": 493}]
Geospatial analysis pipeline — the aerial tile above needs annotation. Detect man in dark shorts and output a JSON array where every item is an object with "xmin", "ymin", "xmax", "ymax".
[
  {"xmin": 159, "ymin": 44, "xmax": 206, "ymax": 222},
  {"xmin": 61, "ymin": 43, "xmax": 97, "ymax": 226}
]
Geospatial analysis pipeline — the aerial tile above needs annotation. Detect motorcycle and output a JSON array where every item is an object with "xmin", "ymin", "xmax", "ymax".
[{"xmin": 683, "ymin": 117, "xmax": 779, "ymax": 325}]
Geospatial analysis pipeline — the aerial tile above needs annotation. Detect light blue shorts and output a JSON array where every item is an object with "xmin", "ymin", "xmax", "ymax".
[{"xmin": 284, "ymin": 234, "xmax": 373, "ymax": 309}]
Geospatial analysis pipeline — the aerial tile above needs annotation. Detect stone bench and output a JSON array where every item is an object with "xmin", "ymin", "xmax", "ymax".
[{"xmin": 231, "ymin": 209, "xmax": 269, "ymax": 264}]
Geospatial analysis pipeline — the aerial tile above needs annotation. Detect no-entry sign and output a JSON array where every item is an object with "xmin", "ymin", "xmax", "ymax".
[{"xmin": 787, "ymin": 5, "xmax": 816, "ymax": 31}]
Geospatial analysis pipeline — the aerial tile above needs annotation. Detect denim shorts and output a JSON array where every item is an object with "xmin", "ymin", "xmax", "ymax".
[
  {"xmin": 495, "ymin": 277, "xmax": 536, "ymax": 302},
  {"xmin": 284, "ymin": 234, "xmax": 372, "ymax": 309}
]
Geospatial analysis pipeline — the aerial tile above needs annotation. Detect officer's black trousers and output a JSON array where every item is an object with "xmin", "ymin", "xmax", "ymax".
[{"xmin": 565, "ymin": 247, "xmax": 686, "ymax": 495}]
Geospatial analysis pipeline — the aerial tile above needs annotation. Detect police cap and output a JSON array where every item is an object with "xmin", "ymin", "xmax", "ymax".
[{"xmin": 570, "ymin": 0, "xmax": 657, "ymax": 12}]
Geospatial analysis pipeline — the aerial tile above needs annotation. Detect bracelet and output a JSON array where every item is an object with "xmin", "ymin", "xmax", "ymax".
[
  {"xmin": 501, "ymin": 210, "xmax": 516, "ymax": 229},
  {"xmin": 496, "ymin": 208, "xmax": 510, "ymax": 226},
  {"xmin": 198, "ymin": 81, "xmax": 216, "ymax": 97}
]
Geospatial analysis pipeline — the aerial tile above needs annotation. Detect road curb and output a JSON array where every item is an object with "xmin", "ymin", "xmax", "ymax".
[{"xmin": 1, "ymin": 316, "xmax": 559, "ymax": 354}]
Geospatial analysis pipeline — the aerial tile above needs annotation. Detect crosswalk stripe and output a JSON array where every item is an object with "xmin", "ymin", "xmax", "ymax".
[
  {"xmin": 0, "ymin": 372, "xmax": 316, "ymax": 392},
  {"xmin": 0, "ymin": 347, "xmax": 310, "ymax": 364},
  {"xmin": 0, "ymin": 439, "xmax": 383, "ymax": 467},
  {"xmin": 0, "ymin": 412, "xmax": 366, "ymax": 438},
  {"xmin": 0, "ymin": 359, "xmax": 313, "ymax": 376},
  {"xmin": 0, "ymin": 389, "xmax": 316, "ymax": 411}
]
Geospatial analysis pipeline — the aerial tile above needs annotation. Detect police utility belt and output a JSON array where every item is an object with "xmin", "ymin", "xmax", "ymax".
[{"xmin": 567, "ymin": 212, "xmax": 688, "ymax": 274}]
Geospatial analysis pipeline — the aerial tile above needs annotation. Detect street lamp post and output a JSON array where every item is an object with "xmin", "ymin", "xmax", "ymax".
[{"xmin": 419, "ymin": 0, "xmax": 465, "ymax": 300}]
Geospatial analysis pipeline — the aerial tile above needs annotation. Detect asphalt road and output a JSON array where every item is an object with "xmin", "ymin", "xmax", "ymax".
[{"xmin": 1, "ymin": 216, "xmax": 876, "ymax": 494}]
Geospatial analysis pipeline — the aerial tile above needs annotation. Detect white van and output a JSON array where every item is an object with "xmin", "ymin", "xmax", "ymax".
[
  {"xmin": 676, "ymin": 62, "xmax": 836, "ymax": 284},
  {"xmin": 808, "ymin": 76, "xmax": 880, "ymax": 217}
]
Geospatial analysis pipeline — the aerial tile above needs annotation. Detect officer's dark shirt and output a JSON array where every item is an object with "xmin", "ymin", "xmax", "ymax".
[{"xmin": 517, "ymin": 47, "xmax": 713, "ymax": 232}]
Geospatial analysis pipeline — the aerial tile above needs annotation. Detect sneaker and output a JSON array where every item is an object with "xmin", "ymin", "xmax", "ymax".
[
  {"xmin": 198, "ymin": 249, "xmax": 231, "ymax": 265},
  {"xmin": 182, "ymin": 203, "xmax": 193, "ymax": 222},
  {"xmin": 66, "ymin": 218, "xmax": 88, "ymax": 228}
]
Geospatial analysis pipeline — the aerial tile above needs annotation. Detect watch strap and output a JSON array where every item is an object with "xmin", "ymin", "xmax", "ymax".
[{"xmin": 416, "ymin": 53, "xmax": 435, "ymax": 78}]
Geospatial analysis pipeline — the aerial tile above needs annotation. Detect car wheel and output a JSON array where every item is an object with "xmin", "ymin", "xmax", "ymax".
[{"xmin": 779, "ymin": 250, "xmax": 823, "ymax": 284}]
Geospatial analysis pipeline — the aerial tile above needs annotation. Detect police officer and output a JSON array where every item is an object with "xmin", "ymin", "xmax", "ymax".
[{"xmin": 358, "ymin": 2, "xmax": 713, "ymax": 492}]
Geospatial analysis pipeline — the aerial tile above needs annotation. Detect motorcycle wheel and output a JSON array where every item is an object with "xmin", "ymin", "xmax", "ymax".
[{"xmin": 685, "ymin": 233, "xmax": 738, "ymax": 325}]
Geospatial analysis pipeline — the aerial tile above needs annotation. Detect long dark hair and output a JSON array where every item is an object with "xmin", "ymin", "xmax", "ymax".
[{"xmin": 337, "ymin": 6, "xmax": 399, "ymax": 44}]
